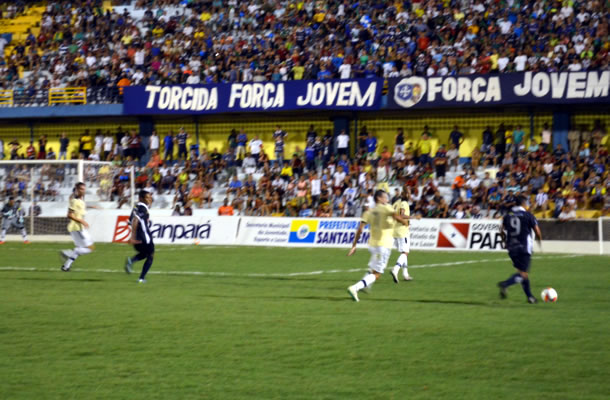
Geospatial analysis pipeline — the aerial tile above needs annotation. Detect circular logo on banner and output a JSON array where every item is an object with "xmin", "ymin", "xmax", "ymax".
[
  {"xmin": 393, "ymin": 77, "xmax": 426, "ymax": 108},
  {"xmin": 297, "ymin": 224, "xmax": 310, "ymax": 240}
]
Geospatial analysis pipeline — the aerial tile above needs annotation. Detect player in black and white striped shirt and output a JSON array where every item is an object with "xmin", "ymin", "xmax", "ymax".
[{"xmin": 124, "ymin": 190, "xmax": 155, "ymax": 283}]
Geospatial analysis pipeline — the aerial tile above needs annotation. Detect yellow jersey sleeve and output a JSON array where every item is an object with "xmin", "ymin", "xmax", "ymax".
[{"xmin": 361, "ymin": 210, "xmax": 371, "ymax": 225}]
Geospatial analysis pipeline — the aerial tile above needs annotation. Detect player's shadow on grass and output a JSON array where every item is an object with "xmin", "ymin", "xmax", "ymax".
[{"xmin": 196, "ymin": 293, "xmax": 491, "ymax": 306}]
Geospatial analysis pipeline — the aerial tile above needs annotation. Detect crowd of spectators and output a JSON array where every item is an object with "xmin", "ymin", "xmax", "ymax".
[
  {"xmin": 1, "ymin": 0, "xmax": 609, "ymax": 104},
  {"xmin": 3, "ymin": 120, "xmax": 607, "ymax": 219}
]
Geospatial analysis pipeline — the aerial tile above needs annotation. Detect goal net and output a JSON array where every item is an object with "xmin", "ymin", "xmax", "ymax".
[{"xmin": 0, "ymin": 160, "xmax": 134, "ymax": 242}]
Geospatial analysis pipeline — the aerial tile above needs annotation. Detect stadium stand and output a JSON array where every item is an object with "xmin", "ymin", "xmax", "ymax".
[
  {"xmin": 0, "ymin": 1, "xmax": 608, "ymax": 220},
  {"xmin": 0, "ymin": 0, "xmax": 608, "ymax": 105}
]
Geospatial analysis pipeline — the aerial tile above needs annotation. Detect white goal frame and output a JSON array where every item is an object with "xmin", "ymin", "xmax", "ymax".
[{"xmin": 0, "ymin": 159, "xmax": 135, "ymax": 239}]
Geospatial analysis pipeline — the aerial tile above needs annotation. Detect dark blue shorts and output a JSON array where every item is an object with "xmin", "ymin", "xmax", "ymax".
[
  {"xmin": 509, "ymin": 251, "xmax": 531, "ymax": 272},
  {"xmin": 135, "ymin": 243, "xmax": 155, "ymax": 257}
]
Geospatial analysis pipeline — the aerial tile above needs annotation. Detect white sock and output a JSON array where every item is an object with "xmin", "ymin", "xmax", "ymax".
[
  {"xmin": 21, "ymin": 229, "xmax": 27, "ymax": 240},
  {"xmin": 1, "ymin": 229, "xmax": 5, "ymax": 241},
  {"xmin": 63, "ymin": 258, "xmax": 74, "ymax": 269},
  {"xmin": 397, "ymin": 253, "xmax": 410, "ymax": 277},
  {"xmin": 354, "ymin": 273, "xmax": 376, "ymax": 291},
  {"xmin": 74, "ymin": 247, "xmax": 92, "ymax": 256}
]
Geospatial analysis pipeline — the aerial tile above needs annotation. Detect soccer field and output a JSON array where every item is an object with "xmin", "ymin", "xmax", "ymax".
[{"xmin": 0, "ymin": 244, "xmax": 608, "ymax": 400}]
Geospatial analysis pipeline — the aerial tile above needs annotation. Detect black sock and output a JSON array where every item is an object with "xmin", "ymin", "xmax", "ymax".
[
  {"xmin": 521, "ymin": 278, "xmax": 533, "ymax": 298},
  {"xmin": 139, "ymin": 256, "xmax": 153, "ymax": 280},
  {"xmin": 501, "ymin": 273, "xmax": 521, "ymax": 288}
]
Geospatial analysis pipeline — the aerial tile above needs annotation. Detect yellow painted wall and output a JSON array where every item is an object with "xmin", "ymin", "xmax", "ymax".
[
  {"xmin": 0, "ymin": 112, "xmax": 605, "ymax": 160},
  {"xmin": 572, "ymin": 113, "xmax": 610, "ymax": 148},
  {"xmin": 154, "ymin": 118, "xmax": 334, "ymax": 159},
  {"xmin": 0, "ymin": 121, "xmax": 138, "ymax": 159},
  {"xmin": 359, "ymin": 112, "xmax": 553, "ymax": 157}
]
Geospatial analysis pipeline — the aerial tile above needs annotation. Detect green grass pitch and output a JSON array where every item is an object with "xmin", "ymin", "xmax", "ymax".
[{"xmin": 0, "ymin": 243, "xmax": 608, "ymax": 399}]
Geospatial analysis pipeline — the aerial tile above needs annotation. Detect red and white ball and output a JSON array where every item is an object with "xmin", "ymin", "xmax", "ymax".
[{"xmin": 541, "ymin": 287, "xmax": 558, "ymax": 302}]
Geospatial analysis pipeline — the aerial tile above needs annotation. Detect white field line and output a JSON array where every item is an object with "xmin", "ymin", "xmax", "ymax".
[{"xmin": 0, "ymin": 255, "xmax": 580, "ymax": 278}]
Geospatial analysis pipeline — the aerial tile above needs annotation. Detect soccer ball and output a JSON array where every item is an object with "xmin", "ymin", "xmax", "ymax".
[{"xmin": 541, "ymin": 287, "xmax": 558, "ymax": 302}]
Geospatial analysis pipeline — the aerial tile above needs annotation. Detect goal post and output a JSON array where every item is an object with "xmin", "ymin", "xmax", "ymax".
[
  {"xmin": 600, "ymin": 217, "xmax": 610, "ymax": 255},
  {"xmin": 0, "ymin": 160, "xmax": 134, "ymax": 241}
]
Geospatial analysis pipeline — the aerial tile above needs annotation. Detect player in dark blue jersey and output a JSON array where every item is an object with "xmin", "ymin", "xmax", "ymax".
[
  {"xmin": 124, "ymin": 190, "xmax": 155, "ymax": 283},
  {"xmin": 498, "ymin": 196, "xmax": 542, "ymax": 303}
]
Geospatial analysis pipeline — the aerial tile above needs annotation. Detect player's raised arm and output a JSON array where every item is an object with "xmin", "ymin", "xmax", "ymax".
[{"xmin": 348, "ymin": 221, "xmax": 367, "ymax": 256}]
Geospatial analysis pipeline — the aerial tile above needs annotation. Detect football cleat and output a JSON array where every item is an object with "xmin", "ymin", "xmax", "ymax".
[
  {"xmin": 527, "ymin": 296, "xmax": 538, "ymax": 304},
  {"xmin": 347, "ymin": 285, "xmax": 359, "ymax": 302},
  {"xmin": 390, "ymin": 266, "xmax": 400, "ymax": 284},
  {"xmin": 138, "ymin": 279, "xmax": 146, "ymax": 284},
  {"xmin": 0, "ymin": 241, "xmax": 5, "ymax": 245},
  {"xmin": 61, "ymin": 265, "xmax": 70, "ymax": 272},
  {"xmin": 498, "ymin": 282, "xmax": 507, "ymax": 299},
  {"xmin": 403, "ymin": 275, "xmax": 413, "ymax": 281},
  {"xmin": 23, "ymin": 240, "xmax": 30, "ymax": 244},
  {"xmin": 124, "ymin": 257, "xmax": 133, "ymax": 274}
]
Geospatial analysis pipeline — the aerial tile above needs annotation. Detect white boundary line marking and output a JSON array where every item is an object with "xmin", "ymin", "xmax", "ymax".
[{"xmin": 0, "ymin": 255, "xmax": 581, "ymax": 278}]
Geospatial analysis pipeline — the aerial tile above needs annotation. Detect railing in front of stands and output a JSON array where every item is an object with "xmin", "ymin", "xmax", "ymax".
[
  {"xmin": 0, "ymin": 89, "xmax": 14, "ymax": 106},
  {"xmin": 0, "ymin": 87, "xmax": 123, "ymax": 107},
  {"xmin": 48, "ymin": 87, "xmax": 87, "ymax": 105}
]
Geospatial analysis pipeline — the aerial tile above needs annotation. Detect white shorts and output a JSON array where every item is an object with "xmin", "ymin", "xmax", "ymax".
[
  {"xmin": 368, "ymin": 246, "xmax": 391, "ymax": 274},
  {"xmin": 71, "ymin": 230, "xmax": 93, "ymax": 248},
  {"xmin": 394, "ymin": 237, "xmax": 410, "ymax": 253}
]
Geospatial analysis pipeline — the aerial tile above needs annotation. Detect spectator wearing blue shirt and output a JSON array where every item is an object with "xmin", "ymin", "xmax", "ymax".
[
  {"xmin": 317, "ymin": 64, "xmax": 331, "ymax": 80},
  {"xmin": 236, "ymin": 128, "xmax": 248, "ymax": 162},
  {"xmin": 298, "ymin": 203, "xmax": 313, "ymax": 217},
  {"xmin": 227, "ymin": 175, "xmax": 242, "ymax": 196},
  {"xmin": 222, "ymin": 148, "xmax": 236, "ymax": 176},
  {"xmin": 163, "ymin": 131, "xmax": 174, "ymax": 163},
  {"xmin": 365, "ymin": 132, "xmax": 377, "ymax": 157},
  {"xmin": 338, "ymin": 154, "xmax": 350, "ymax": 174},
  {"xmin": 273, "ymin": 125, "xmax": 288, "ymax": 167},
  {"xmin": 305, "ymin": 143, "xmax": 316, "ymax": 172}
]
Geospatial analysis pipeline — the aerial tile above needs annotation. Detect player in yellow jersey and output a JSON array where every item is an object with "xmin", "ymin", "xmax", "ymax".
[
  {"xmin": 346, "ymin": 190, "xmax": 413, "ymax": 302},
  {"xmin": 389, "ymin": 187, "xmax": 418, "ymax": 283},
  {"xmin": 60, "ymin": 182, "xmax": 96, "ymax": 271}
]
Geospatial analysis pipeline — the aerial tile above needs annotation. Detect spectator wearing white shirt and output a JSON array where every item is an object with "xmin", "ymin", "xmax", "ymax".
[
  {"xmin": 558, "ymin": 204, "xmax": 576, "ymax": 222},
  {"xmin": 534, "ymin": 191, "xmax": 549, "ymax": 213},
  {"xmin": 498, "ymin": 52, "xmax": 510, "ymax": 71},
  {"xmin": 567, "ymin": 58, "xmax": 582, "ymax": 71},
  {"xmin": 243, "ymin": 153, "xmax": 257, "ymax": 175},
  {"xmin": 248, "ymin": 135, "xmax": 263, "ymax": 164},
  {"xmin": 336, "ymin": 130, "xmax": 349, "ymax": 157},
  {"xmin": 103, "ymin": 133, "xmax": 114, "ymax": 161},
  {"xmin": 186, "ymin": 74, "xmax": 200, "ymax": 84},
  {"xmin": 149, "ymin": 130, "xmax": 160, "ymax": 154},
  {"xmin": 338, "ymin": 61, "xmax": 351, "ymax": 79},
  {"xmin": 310, "ymin": 172, "xmax": 322, "ymax": 206},
  {"xmin": 332, "ymin": 166, "xmax": 346, "ymax": 190},
  {"xmin": 513, "ymin": 54, "xmax": 527, "ymax": 71}
]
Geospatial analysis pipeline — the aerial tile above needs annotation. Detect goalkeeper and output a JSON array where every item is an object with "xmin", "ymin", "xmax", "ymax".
[{"xmin": 0, "ymin": 197, "xmax": 29, "ymax": 244}]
